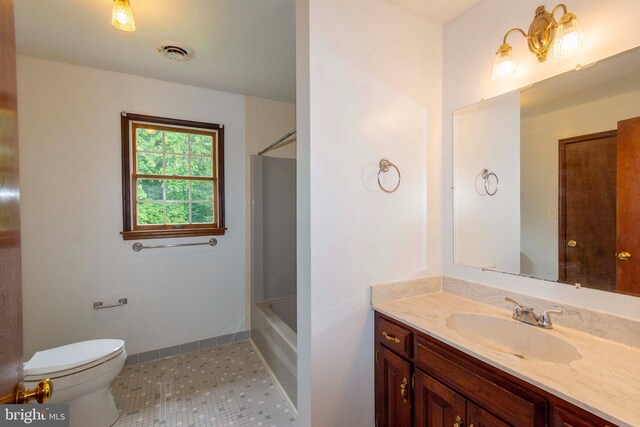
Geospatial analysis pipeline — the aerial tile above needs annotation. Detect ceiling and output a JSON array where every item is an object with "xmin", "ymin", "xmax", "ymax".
[
  {"xmin": 14, "ymin": 0, "xmax": 480, "ymax": 103},
  {"xmin": 15, "ymin": 0, "xmax": 297, "ymax": 102},
  {"xmin": 389, "ymin": 0, "xmax": 482, "ymax": 23}
]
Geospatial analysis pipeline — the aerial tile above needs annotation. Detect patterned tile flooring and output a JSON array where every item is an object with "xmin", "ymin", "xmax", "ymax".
[{"xmin": 111, "ymin": 341, "xmax": 296, "ymax": 426}]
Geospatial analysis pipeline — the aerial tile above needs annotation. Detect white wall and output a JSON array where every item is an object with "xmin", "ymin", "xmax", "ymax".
[
  {"xmin": 521, "ymin": 90, "xmax": 640, "ymax": 280},
  {"xmin": 453, "ymin": 91, "xmax": 520, "ymax": 273},
  {"xmin": 444, "ymin": 0, "xmax": 640, "ymax": 318},
  {"xmin": 17, "ymin": 56, "xmax": 247, "ymax": 357},
  {"xmin": 299, "ymin": 0, "xmax": 443, "ymax": 424}
]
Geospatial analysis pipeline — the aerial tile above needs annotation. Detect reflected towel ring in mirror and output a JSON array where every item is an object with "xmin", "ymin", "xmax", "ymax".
[
  {"xmin": 476, "ymin": 169, "xmax": 499, "ymax": 196},
  {"xmin": 378, "ymin": 158, "xmax": 401, "ymax": 193}
]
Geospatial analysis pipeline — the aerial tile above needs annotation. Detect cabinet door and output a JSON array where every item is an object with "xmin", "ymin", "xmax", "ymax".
[
  {"xmin": 467, "ymin": 402, "xmax": 511, "ymax": 427},
  {"xmin": 414, "ymin": 370, "xmax": 466, "ymax": 427},
  {"xmin": 376, "ymin": 345, "xmax": 412, "ymax": 427}
]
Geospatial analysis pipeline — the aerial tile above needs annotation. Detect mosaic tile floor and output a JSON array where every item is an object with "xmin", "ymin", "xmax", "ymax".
[{"xmin": 111, "ymin": 341, "xmax": 296, "ymax": 427}]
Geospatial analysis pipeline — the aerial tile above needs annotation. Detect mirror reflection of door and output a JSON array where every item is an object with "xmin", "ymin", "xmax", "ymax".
[
  {"xmin": 558, "ymin": 116, "xmax": 640, "ymax": 294},
  {"xmin": 616, "ymin": 117, "xmax": 640, "ymax": 294}
]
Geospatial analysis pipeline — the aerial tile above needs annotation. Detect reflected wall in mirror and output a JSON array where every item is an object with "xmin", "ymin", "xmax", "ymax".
[{"xmin": 453, "ymin": 46, "xmax": 640, "ymax": 296}]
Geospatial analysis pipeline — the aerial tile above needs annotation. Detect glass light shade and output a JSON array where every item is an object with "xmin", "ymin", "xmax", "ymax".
[
  {"xmin": 112, "ymin": 0, "xmax": 136, "ymax": 32},
  {"xmin": 553, "ymin": 14, "xmax": 584, "ymax": 58},
  {"xmin": 492, "ymin": 44, "xmax": 516, "ymax": 81}
]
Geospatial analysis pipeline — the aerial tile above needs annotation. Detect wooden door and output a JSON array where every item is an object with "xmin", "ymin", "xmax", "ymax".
[
  {"xmin": 467, "ymin": 402, "xmax": 511, "ymax": 427},
  {"xmin": 414, "ymin": 370, "xmax": 466, "ymax": 427},
  {"xmin": 0, "ymin": 0, "xmax": 23, "ymax": 402},
  {"xmin": 559, "ymin": 131, "xmax": 617, "ymax": 291},
  {"xmin": 375, "ymin": 345, "xmax": 412, "ymax": 427},
  {"xmin": 616, "ymin": 117, "xmax": 640, "ymax": 294}
]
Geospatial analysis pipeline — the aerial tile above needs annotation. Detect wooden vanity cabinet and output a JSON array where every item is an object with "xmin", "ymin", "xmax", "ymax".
[{"xmin": 374, "ymin": 312, "xmax": 617, "ymax": 427}]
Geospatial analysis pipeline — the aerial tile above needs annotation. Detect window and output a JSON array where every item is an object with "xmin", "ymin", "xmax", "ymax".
[{"xmin": 121, "ymin": 113, "xmax": 225, "ymax": 239}]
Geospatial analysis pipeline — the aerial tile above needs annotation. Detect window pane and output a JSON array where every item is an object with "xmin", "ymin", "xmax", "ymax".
[
  {"xmin": 137, "ymin": 179, "xmax": 163, "ymax": 200},
  {"xmin": 165, "ymin": 154, "xmax": 189, "ymax": 176},
  {"xmin": 165, "ymin": 131, "xmax": 188, "ymax": 154},
  {"xmin": 136, "ymin": 128, "xmax": 163, "ymax": 152},
  {"xmin": 166, "ymin": 202, "xmax": 189, "ymax": 224},
  {"xmin": 137, "ymin": 152, "xmax": 163, "ymax": 175},
  {"xmin": 191, "ymin": 156, "xmax": 213, "ymax": 177},
  {"xmin": 192, "ymin": 202, "xmax": 214, "ymax": 223},
  {"xmin": 166, "ymin": 179, "xmax": 189, "ymax": 201},
  {"xmin": 137, "ymin": 202, "xmax": 164, "ymax": 225},
  {"xmin": 191, "ymin": 181, "xmax": 213, "ymax": 201},
  {"xmin": 191, "ymin": 134, "xmax": 213, "ymax": 156}
]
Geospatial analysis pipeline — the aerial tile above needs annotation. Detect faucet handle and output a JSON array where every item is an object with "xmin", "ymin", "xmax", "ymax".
[
  {"xmin": 505, "ymin": 297, "xmax": 533, "ymax": 311},
  {"xmin": 539, "ymin": 308, "xmax": 563, "ymax": 329},
  {"xmin": 505, "ymin": 297, "xmax": 520, "ymax": 306}
]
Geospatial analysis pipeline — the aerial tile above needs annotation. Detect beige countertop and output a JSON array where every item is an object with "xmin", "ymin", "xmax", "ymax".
[{"xmin": 373, "ymin": 292, "xmax": 640, "ymax": 427}]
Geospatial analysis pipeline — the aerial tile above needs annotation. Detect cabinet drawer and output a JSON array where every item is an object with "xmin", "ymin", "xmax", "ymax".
[
  {"xmin": 377, "ymin": 316, "xmax": 413, "ymax": 359},
  {"xmin": 415, "ymin": 335, "xmax": 545, "ymax": 427},
  {"xmin": 552, "ymin": 407, "xmax": 615, "ymax": 427},
  {"xmin": 468, "ymin": 401, "xmax": 511, "ymax": 427}
]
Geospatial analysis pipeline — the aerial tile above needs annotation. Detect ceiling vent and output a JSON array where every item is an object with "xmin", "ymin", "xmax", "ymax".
[{"xmin": 157, "ymin": 41, "xmax": 195, "ymax": 62}]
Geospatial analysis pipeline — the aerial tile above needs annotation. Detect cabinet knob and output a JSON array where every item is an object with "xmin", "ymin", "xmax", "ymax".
[
  {"xmin": 567, "ymin": 240, "xmax": 577, "ymax": 247},
  {"xmin": 454, "ymin": 415, "xmax": 463, "ymax": 427}
]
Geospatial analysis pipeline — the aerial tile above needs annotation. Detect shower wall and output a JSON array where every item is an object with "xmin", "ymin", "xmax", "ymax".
[{"xmin": 251, "ymin": 155, "xmax": 297, "ymax": 303}]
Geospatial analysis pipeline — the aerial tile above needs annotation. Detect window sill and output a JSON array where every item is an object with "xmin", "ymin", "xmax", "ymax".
[{"xmin": 121, "ymin": 228, "xmax": 226, "ymax": 240}]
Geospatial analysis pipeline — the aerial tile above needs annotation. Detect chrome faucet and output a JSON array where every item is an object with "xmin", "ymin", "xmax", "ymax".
[{"xmin": 505, "ymin": 298, "xmax": 562, "ymax": 329}]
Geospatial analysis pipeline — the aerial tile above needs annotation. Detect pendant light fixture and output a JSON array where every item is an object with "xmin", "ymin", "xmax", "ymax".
[
  {"xmin": 492, "ymin": 3, "xmax": 585, "ymax": 80},
  {"xmin": 112, "ymin": 0, "xmax": 136, "ymax": 32}
]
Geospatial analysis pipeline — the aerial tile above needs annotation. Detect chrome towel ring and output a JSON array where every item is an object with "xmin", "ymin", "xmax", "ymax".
[
  {"xmin": 378, "ymin": 158, "xmax": 401, "ymax": 193},
  {"xmin": 475, "ymin": 168, "xmax": 499, "ymax": 196}
]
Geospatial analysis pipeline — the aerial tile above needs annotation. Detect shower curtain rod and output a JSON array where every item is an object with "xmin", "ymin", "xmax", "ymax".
[{"xmin": 258, "ymin": 128, "xmax": 297, "ymax": 156}]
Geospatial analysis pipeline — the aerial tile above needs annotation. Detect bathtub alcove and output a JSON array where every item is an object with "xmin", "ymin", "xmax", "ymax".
[{"xmin": 250, "ymin": 155, "xmax": 297, "ymax": 407}]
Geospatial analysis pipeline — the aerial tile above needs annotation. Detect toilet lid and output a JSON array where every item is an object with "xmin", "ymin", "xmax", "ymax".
[{"xmin": 24, "ymin": 339, "xmax": 125, "ymax": 376}]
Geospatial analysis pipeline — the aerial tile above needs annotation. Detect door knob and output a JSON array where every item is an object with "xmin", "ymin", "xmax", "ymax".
[
  {"xmin": 618, "ymin": 252, "xmax": 632, "ymax": 261},
  {"xmin": 567, "ymin": 240, "xmax": 577, "ymax": 247},
  {"xmin": 0, "ymin": 379, "xmax": 52, "ymax": 404}
]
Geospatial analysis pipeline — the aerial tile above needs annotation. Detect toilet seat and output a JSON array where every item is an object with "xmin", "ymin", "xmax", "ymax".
[{"xmin": 24, "ymin": 339, "xmax": 125, "ymax": 380}]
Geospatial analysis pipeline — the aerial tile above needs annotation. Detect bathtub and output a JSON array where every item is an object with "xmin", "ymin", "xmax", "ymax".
[{"xmin": 251, "ymin": 295, "xmax": 297, "ymax": 407}]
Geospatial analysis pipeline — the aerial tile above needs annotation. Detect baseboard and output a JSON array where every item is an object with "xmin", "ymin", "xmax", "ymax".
[{"xmin": 125, "ymin": 330, "xmax": 251, "ymax": 365}]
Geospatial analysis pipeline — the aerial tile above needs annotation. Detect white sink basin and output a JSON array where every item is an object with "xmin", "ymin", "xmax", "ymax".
[{"xmin": 446, "ymin": 313, "xmax": 582, "ymax": 364}]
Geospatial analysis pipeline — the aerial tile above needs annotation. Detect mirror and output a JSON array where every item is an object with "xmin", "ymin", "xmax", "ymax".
[{"xmin": 453, "ymin": 46, "xmax": 640, "ymax": 296}]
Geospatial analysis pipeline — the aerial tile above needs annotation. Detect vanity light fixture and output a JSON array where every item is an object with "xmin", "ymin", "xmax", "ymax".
[
  {"xmin": 112, "ymin": 0, "xmax": 136, "ymax": 32},
  {"xmin": 492, "ymin": 4, "xmax": 585, "ymax": 80}
]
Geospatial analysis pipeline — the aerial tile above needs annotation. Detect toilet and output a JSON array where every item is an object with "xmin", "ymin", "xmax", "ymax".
[{"xmin": 23, "ymin": 339, "xmax": 126, "ymax": 427}]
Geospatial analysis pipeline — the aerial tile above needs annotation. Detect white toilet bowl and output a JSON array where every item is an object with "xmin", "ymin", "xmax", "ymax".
[{"xmin": 24, "ymin": 339, "xmax": 126, "ymax": 427}]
